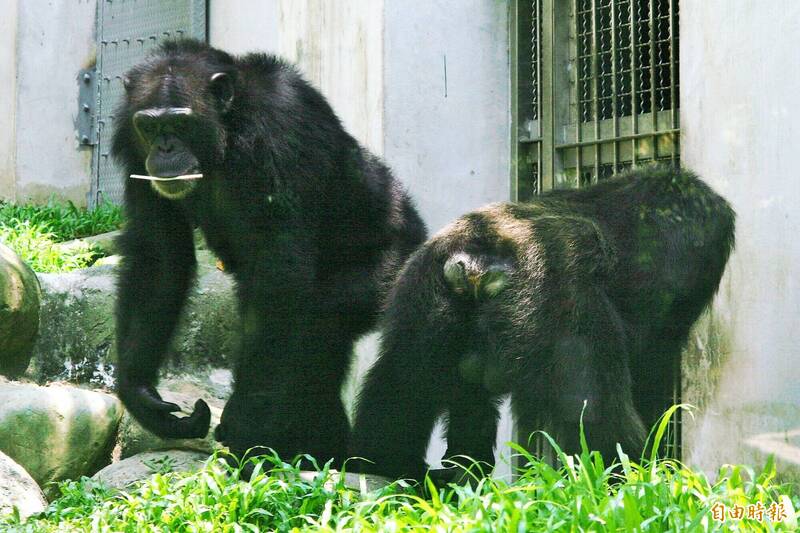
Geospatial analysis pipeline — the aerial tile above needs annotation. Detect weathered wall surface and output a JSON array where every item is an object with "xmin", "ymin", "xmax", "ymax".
[
  {"xmin": 210, "ymin": 0, "xmax": 384, "ymax": 155},
  {"xmin": 0, "ymin": 1, "xmax": 19, "ymax": 201},
  {"xmin": 277, "ymin": 0, "xmax": 384, "ymax": 155},
  {"xmin": 681, "ymin": 0, "xmax": 800, "ymax": 479},
  {"xmin": 212, "ymin": 0, "xmax": 511, "ymax": 210},
  {"xmin": 209, "ymin": 0, "xmax": 280, "ymax": 56},
  {"xmin": 14, "ymin": 0, "xmax": 96, "ymax": 206},
  {"xmin": 383, "ymin": 0, "xmax": 511, "ymax": 233}
]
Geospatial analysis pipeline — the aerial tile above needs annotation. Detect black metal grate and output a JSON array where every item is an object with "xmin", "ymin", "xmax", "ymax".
[
  {"xmin": 511, "ymin": 0, "xmax": 543, "ymax": 199},
  {"xmin": 514, "ymin": 0, "xmax": 680, "ymax": 194},
  {"xmin": 530, "ymin": 0, "xmax": 541, "ymax": 122},
  {"xmin": 578, "ymin": 0, "xmax": 679, "ymax": 123},
  {"xmin": 567, "ymin": 0, "xmax": 680, "ymax": 187}
]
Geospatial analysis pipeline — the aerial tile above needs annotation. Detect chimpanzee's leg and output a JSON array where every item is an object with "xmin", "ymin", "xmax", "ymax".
[
  {"xmin": 215, "ymin": 235, "xmax": 351, "ymax": 468},
  {"xmin": 443, "ymin": 382, "xmax": 500, "ymax": 474},
  {"xmin": 349, "ymin": 248, "xmax": 469, "ymax": 479}
]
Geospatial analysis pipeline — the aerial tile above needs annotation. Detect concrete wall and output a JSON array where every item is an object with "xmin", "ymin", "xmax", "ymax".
[
  {"xmin": 211, "ymin": 0, "xmax": 511, "ymax": 213},
  {"xmin": 681, "ymin": 0, "xmax": 800, "ymax": 479},
  {"xmin": 0, "ymin": 0, "xmax": 19, "ymax": 201},
  {"xmin": 14, "ymin": 0, "xmax": 97, "ymax": 205},
  {"xmin": 384, "ymin": 0, "xmax": 511, "ymax": 232},
  {"xmin": 209, "ymin": 0, "xmax": 280, "ymax": 55},
  {"xmin": 210, "ymin": 0, "xmax": 384, "ymax": 155}
]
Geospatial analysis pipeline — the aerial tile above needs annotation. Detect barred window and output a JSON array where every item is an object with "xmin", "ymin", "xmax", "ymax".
[{"xmin": 512, "ymin": 0, "xmax": 680, "ymax": 198}]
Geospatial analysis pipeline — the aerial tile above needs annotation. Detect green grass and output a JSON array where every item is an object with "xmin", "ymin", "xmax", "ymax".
[
  {"xmin": 0, "ymin": 200, "xmax": 123, "ymax": 242},
  {"xmin": 0, "ymin": 200, "xmax": 123, "ymax": 272},
  {"xmin": 2, "ymin": 408, "xmax": 798, "ymax": 532}
]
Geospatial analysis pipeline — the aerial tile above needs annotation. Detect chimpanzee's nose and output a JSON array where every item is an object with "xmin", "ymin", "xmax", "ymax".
[{"xmin": 155, "ymin": 136, "xmax": 176, "ymax": 154}]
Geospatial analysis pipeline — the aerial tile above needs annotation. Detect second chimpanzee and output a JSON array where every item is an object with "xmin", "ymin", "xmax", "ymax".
[
  {"xmin": 351, "ymin": 167, "xmax": 735, "ymax": 480},
  {"xmin": 112, "ymin": 40, "xmax": 426, "ymax": 465}
]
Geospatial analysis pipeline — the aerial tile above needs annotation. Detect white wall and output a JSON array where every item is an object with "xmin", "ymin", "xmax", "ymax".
[
  {"xmin": 384, "ymin": 0, "xmax": 511, "ymax": 232},
  {"xmin": 14, "ymin": 0, "xmax": 97, "ymax": 205},
  {"xmin": 0, "ymin": 0, "xmax": 18, "ymax": 201},
  {"xmin": 210, "ymin": 0, "xmax": 384, "ymax": 155},
  {"xmin": 209, "ymin": 0, "xmax": 280, "ymax": 55},
  {"xmin": 681, "ymin": 0, "xmax": 800, "ymax": 479}
]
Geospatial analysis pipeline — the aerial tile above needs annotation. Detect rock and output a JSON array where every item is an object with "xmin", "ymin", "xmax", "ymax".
[
  {"xmin": 61, "ymin": 229, "xmax": 205, "ymax": 262},
  {"xmin": 93, "ymin": 450, "xmax": 208, "ymax": 491},
  {"xmin": 116, "ymin": 372, "xmax": 231, "ymax": 458},
  {"xmin": 59, "ymin": 230, "xmax": 121, "ymax": 257},
  {"xmin": 28, "ymin": 264, "xmax": 117, "ymax": 387},
  {"xmin": 0, "ymin": 379, "xmax": 121, "ymax": 495},
  {"xmin": 27, "ymin": 250, "xmax": 238, "ymax": 386},
  {"xmin": 300, "ymin": 470, "xmax": 393, "ymax": 493},
  {"xmin": 0, "ymin": 242, "xmax": 41, "ymax": 378},
  {"xmin": 0, "ymin": 450, "xmax": 46, "ymax": 520},
  {"xmin": 92, "ymin": 255, "xmax": 121, "ymax": 267},
  {"xmin": 92, "ymin": 451, "xmax": 392, "ymax": 495}
]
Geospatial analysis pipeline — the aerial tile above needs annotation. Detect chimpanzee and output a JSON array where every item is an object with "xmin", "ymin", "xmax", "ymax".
[
  {"xmin": 350, "ymin": 167, "xmax": 735, "ymax": 479},
  {"xmin": 111, "ymin": 39, "xmax": 426, "ymax": 466}
]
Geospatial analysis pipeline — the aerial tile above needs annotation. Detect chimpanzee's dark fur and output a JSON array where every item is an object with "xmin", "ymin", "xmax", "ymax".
[
  {"xmin": 351, "ymin": 167, "xmax": 735, "ymax": 479},
  {"xmin": 111, "ymin": 40, "xmax": 426, "ymax": 466}
]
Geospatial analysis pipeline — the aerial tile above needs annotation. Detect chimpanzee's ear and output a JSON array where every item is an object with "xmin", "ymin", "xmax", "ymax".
[
  {"xmin": 122, "ymin": 75, "xmax": 132, "ymax": 93},
  {"xmin": 210, "ymin": 72, "xmax": 235, "ymax": 112}
]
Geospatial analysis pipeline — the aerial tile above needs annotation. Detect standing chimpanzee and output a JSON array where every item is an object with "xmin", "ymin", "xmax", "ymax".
[
  {"xmin": 350, "ymin": 167, "xmax": 735, "ymax": 480},
  {"xmin": 111, "ymin": 40, "xmax": 426, "ymax": 466}
]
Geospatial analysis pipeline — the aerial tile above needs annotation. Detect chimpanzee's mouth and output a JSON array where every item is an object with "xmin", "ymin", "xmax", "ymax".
[{"xmin": 136, "ymin": 167, "xmax": 202, "ymax": 200}]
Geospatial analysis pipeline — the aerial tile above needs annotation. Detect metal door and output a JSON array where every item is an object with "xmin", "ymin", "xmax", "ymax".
[{"xmin": 90, "ymin": 0, "xmax": 207, "ymax": 206}]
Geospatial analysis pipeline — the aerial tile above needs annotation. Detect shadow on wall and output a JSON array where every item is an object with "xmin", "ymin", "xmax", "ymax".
[
  {"xmin": 683, "ymin": 310, "xmax": 800, "ymax": 482},
  {"xmin": 682, "ymin": 309, "xmax": 732, "ymax": 413}
]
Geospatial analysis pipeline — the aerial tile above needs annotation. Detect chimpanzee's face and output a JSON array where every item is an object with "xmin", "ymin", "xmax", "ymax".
[{"xmin": 121, "ymin": 57, "xmax": 235, "ymax": 199}]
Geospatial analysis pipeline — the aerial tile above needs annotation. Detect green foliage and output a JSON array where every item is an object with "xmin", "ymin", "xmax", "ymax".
[
  {"xmin": 2, "ymin": 409, "xmax": 798, "ymax": 532},
  {"xmin": 0, "ymin": 223, "xmax": 99, "ymax": 273},
  {"xmin": 0, "ymin": 200, "xmax": 123, "ymax": 242},
  {"xmin": 0, "ymin": 200, "xmax": 123, "ymax": 272}
]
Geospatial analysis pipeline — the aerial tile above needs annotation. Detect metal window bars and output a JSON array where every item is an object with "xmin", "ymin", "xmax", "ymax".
[
  {"xmin": 512, "ymin": 0, "xmax": 679, "ymax": 197},
  {"xmin": 510, "ymin": 0, "xmax": 682, "ymax": 459}
]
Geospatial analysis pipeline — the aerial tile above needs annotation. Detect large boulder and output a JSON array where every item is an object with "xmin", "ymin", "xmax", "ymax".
[
  {"xmin": 60, "ymin": 228, "xmax": 207, "ymax": 259},
  {"xmin": 28, "ymin": 250, "xmax": 238, "ymax": 386},
  {"xmin": 116, "ymin": 371, "xmax": 231, "ymax": 458},
  {"xmin": 0, "ymin": 450, "xmax": 46, "ymax": 520},
  {"xmin": 93, "ymin": 450, "xmax": 393, "ymax": 494},
  {"xmin": 59, "ymin": 230, "xmax": 121, "ymax": 257},
  {"xmin": 93, "ymin": 450, "xmax": 209, "ymax": 491},
  {"xmin": 0, "ymin": 380, "xmax": 121, "ymax": 496},
  {"xmin": 0, "ymin": 242, "xmax": 41, "ymax": 378}
]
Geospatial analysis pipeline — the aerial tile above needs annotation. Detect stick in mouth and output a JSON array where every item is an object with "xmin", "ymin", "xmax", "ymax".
[{"xmin": 130, "ymin": 174, "xmax": 203, "ymax": 181}]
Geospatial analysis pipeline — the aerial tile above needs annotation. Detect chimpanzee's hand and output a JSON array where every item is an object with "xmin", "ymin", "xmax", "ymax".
[{"xmin": 118, "ymin": 383, "xmax": 210, "ymax": 439}]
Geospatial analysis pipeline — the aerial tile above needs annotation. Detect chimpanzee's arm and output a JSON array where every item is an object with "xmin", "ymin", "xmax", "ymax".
[
  {"xmin": 115, "ymin": 182, "xmax": 209, "ymax": 438},
  {"xmin": 350, "ymin": 333, "xmax": 458, "ymax": 480}
]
